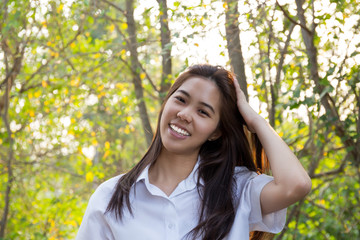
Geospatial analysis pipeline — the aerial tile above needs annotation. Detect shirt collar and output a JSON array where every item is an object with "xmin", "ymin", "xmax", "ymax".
[
  {"xmin": 135, "ymin": 157, "xmax": 204, "ymax": 197},
  {"xmin": 180, "ymin": 158, "xmax": 204, "ymax": 190},
  {"xmin": 136, "ymin": 164, "xmax": 150, "ymax": 183}
]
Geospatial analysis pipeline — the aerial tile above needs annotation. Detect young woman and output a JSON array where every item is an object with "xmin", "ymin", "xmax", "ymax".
[{"xmin": 76, "ymin": 64, "xmax": 312, "ymax": 240}]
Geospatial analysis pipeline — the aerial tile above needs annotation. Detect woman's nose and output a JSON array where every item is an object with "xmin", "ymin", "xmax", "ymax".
[{"xmin": 177, "ymin": 110, "xmax": 192, "ymax": 123}]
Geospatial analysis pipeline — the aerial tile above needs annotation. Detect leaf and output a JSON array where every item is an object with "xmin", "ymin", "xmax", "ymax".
[
  {"xmin": 350, "ymin": 51, "xmax": 359, "ymax": 57},
  {"xmin": 42, "ymin": 81, "xmax": 48, "ymax": 87},
  {"xmin": 121, "ymin": 23, "xmax": 128, "ymax": 30},
  {"xmin": 124, "ymin": 126, "xmax": 130, "ymax": 134},
  {"xmin": 109, "ymin": 24, "xmax": 115, "ymax": 32},
  {"xmin": 85, "ymin": 158, "xmax": 92, "ymax": 166},
  {"xmin": 122, "ymin": 96, "xmax": 129, "ymax": 104},
  {"xmin": 103, "ymin": 150, "xmax": 110, "ymax": 159},
  {"xmin": 120, "ymin": 49, "xmax": 126, "ymax": 56},
  {"xmin": 57, "ymin": 4, "xmax": 64, "ymax": 13},
  {"xmin": 319, "ymin": 86, "xmax": 333, "ymax": 99},
  {"xmin": 34, "ymin": 90, "xmax": 41, "ymax": 98},
  {"xmin": 116, "ymin": 83, "xmax": 125, "ymax": 90},
  {"xmin": 70, "ymin": 78, "xmax": 80, "ymax": 87},
  {"xmin": 85, "ymin": 172, "xmax": 94, "ymax": 182},
  {"xmin": 29, "ymin": 110, "xmax": 35, "ymax": 117},
  {"xmin": 126, "ymin": 116, "xmax": 132, "ymax": 123}
]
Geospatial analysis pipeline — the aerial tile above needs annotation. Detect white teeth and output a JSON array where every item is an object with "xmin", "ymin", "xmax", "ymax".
[{"xmin": 170, "ymin": 124, "xmax": 190, "ymax": 136}]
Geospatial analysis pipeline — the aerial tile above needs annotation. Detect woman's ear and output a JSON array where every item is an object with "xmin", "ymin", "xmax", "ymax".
[{"xmin": 208, "ymin": 129, "xmax": 222, "ymax": 141}]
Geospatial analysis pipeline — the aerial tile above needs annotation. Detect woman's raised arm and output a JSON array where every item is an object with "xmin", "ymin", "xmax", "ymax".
[{"xmin": 233, "ymin": 78, "xmax": 312, "ymax": 215}]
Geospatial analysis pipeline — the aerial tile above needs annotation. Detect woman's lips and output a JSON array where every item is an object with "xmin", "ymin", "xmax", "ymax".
[
  {"xmin": 169, "ymin": 124, "xmax": 190, "ymax": 136},
  {"xmin": 168, "ymin": 124, "xmax": 191, "ymax": 139}
]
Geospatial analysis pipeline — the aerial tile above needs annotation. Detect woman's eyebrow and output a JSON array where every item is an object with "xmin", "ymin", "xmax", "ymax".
[{"xmin": 177, "ymin": 89, "xmax": 215, "ymax": 114}]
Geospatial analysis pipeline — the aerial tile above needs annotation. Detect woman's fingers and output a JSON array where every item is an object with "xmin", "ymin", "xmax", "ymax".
[
  {"xmin": 233, "ymin": 77, "xmax": 247, "ymax": 104},
  {"xmin": 232, "ymin": 76, "xmax": 259, "ymax": 133}
]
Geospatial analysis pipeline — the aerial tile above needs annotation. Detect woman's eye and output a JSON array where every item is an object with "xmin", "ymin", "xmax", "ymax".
[
  {"xmin": 199, "ymin": 109, "xmax": 210, "ymax": 117},
  {"xmin": 175, "ymin": 96, "xmax": 185, "ymax": 103}
]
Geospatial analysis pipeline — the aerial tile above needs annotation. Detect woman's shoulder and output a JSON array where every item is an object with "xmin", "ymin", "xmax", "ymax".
[
  {"xmin": 87, "ymin": 174, "xmax": 124, "ymax": 209},
  {"xmin": 233, "ymin": 166, "xmax": 275, "ymax": 196},
  {"xmin": 96, "ymin": 174, "xmax": 123, "ymax": 193},
  {"xmin": 233, "ymin": 166, "xmax": 264, "ymax": 191},
  {"xmin": 233, "ymin": 166, "xmax": 273, "ymax": 184},
  {"xmin": 234, "ymin": 166, "xmax": 258, "ymax": 178}
]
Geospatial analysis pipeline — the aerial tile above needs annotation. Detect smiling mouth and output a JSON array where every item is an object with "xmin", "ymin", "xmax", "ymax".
[{"xmin": 169, "ymin": 124, "xmax": 191, "ymax": 136}]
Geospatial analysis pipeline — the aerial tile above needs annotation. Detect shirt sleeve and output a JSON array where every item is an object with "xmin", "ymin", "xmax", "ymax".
[
  {"xmin": 247, "ymin": 174, "xmax": 287, "ymax": 233},
  {"xmin": 76, "ymin": 178, "xmax": 119, "ymax": 240}
]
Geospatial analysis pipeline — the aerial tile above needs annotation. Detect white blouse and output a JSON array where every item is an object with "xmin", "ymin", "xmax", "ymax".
[{"xmin": 76, "ymin": 162, "xmax": 286, "ymax": 240}]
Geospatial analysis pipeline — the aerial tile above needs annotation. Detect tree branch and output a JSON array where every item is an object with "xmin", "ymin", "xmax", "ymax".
[
  {"xmin": 156, "ymin": 0, "xmax": 172, "ymax": 97},
  {"xmin": 104, "ymin": 14, "xmax": 160, "ymax": 94},
  {"xmin": 310, "ymin": 153, "xmax": 348, "ymax": 179},
  {"xmin": 275, "ymin": 201, "xmax": 303, "ymax": 239},
  {"xmin": 100, "ymin": 0, "xmax": 126, "ymax": 15},
  {"xmin": 276, "ymin": 0, "xmax": 312, "ymax": 34}
]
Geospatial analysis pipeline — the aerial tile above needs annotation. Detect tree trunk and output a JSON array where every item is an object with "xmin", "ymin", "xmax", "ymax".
[
  {"xmin": 0, "ymin": 51, "xmax": 20, "ymax": 239},
  {"xmin": 125, "ymin": 0, "xmax": 153, "ymax": 146},
  {"xmin": 270, "ymin": 23, "xmax": 295, "ymax": 127},
  {"xmin": 0, "ymin": 6, "xmax": 24, "ymax": 233},
  {"xmin": 156, "ymin": 0, "xmax": 172, "ymax": 101},
  {"xmin": 0, "ymin": 79, "xmax": 14, "ymax": 237},
  {"xmin": 295, "ymin": 0, "xmax": 357, "ymax": 162},
  {"xmin": 224, "ymin": 0, "xmax": 248, "ymax": 100}
]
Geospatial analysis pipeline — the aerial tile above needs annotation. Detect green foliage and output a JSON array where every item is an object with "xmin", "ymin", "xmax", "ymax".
[{"xmin": 0, "ymin": 0, "xmax": 359, "ymax": 239}]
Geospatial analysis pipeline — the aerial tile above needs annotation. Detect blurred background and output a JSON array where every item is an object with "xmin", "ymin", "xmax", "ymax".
[{"xmin": 0, "ymin": 0, "xmax": 359, "ymax": 239}]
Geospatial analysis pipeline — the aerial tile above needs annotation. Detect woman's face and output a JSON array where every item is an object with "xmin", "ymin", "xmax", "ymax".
[{"xmin": 160, "ymin": 77, "xmax": 222, "ymax": 156}]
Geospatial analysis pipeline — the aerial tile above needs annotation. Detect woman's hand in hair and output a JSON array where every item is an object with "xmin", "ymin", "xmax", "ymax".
[
  {"xmin": 234, "ymin": 76, "xmax": 311, "ymax": 214},
  {"xmin": 233, "ymin": 77, "xmax": 312, "ymax": 214},
  {"xmin": 233, "ymin": 77, "xmax": 262, "ymax": 133}
]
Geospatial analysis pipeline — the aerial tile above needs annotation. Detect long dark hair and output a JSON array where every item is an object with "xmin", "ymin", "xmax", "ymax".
[{"xmin": 106, "ymin": 64, "xmax": 270, "ymax": 240}]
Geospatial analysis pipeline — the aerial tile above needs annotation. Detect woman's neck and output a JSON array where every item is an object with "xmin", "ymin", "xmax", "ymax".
[{"xmin": 148, "ymin": 148, "xmax": 199, "ymax": 196}]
